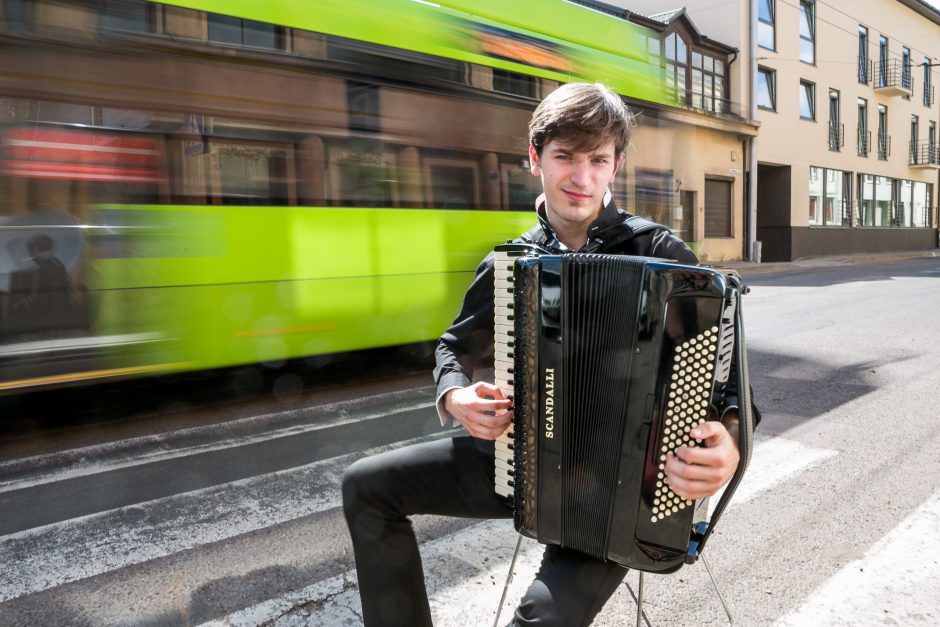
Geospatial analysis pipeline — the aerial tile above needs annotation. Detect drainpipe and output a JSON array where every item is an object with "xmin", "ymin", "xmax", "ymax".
[{"xmin": 748, "ymin": 0, "xmax": 759, "ymax": 262}]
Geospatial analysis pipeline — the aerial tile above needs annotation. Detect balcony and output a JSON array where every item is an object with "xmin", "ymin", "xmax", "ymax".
[
  {"xmin": 874, "ymin": 59, "xmax": 913, "ymax": 97},
  {"xmin": 909, "ymin": 140, "xmax": 940, "ymax": 168}
]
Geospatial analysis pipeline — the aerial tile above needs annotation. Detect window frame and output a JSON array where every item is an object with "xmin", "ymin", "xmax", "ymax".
[
  {"xmin": 828, "ymin": 88, "xmax": 841, "ymax": 151},
  {"xmin": 857, "ymin": 97, "xmax": 869, "ymax": 157},
  {"xmin": 799, "ymin": 0, "xmax": 815, "ymax": 65},
  {"xmin": 809, "ymin": 165, "xmax": 851, "ymax": 227},
  {"xmin": 799, "ymin": 80, "xmax": 815, "ymax": 121},
  {"xmin": 877, "ymin": 35, "xmax": 889, "ymax": 88},
  {"xmin": 757, "ymin": 66, "xmax": 776, "ymax": 111},
  {"xmin": 858, "ymin": 25, "xmax": 870, "ymax": 84},
  {"xmin": 877, "ymin": 103, "xmax": 889, "ymax": 161},
  {"xmin": 924, "ymin": 57, "xmax": 934, "ymax": 107},
  {"xmin": 758, "ymin": 0, "xmax": 776, "ymax": 51}
]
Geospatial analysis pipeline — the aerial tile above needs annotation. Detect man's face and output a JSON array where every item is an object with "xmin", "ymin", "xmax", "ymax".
[{"xmin": 529, "ymin": 138, "xmax": 621, "ymax": 234}]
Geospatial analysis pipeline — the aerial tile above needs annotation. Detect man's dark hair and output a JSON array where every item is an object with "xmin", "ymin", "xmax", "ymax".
[{"xmin": 528, "ymin": 82, "xmax": 636, "ymax": 158}]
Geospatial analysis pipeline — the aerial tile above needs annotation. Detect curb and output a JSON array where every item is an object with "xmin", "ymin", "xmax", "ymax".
[{"xmin": 715, "ymin": 249, "xmax": 940, "ymax": 276}]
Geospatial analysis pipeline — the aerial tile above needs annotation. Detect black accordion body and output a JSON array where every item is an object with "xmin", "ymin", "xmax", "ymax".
[{"xmin": 492, "ymin": 244, "xmax": 753, "ymax": 574}]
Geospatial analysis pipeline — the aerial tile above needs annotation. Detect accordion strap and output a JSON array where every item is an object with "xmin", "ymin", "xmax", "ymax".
[{"xmin": 686, "ymin": 276, "xmax": 754, "ymax": 562}]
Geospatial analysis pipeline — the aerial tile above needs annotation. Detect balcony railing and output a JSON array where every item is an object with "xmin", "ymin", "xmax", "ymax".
[
  {"xmin": 857, "ymin": 128, "xmax": 871, "ymax": 156},
  {"xmin": 874, "ymin": 59, "xmax": 913, "ymax": 96},
  {"xmin": 925, "ymin": 85, "xmax": 935, "ymax": 107},
  {"xmin": 858, "ymin": 57, "xmax": 871, "ymax": 84},
  {"xmin": 909, "ymin": 140, "xmax": 940, "ymax": 168},
  {"xmin": 828, "ymin": 122, "xmax": 844, "ymax": 151},
  {"xmin": 878, "ymin": 132, "xmax": 891, "ymax": 160}
]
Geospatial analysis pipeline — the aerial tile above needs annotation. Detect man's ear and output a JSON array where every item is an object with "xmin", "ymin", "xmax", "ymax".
[{"xmin": 528, "ymin": 144, "xmax": 541, "ymax": 176}]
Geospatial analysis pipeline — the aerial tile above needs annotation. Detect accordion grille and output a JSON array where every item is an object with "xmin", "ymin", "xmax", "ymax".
[{"xmin": 561, "ymin": 255, "xmax": 644, "ymax": 560}]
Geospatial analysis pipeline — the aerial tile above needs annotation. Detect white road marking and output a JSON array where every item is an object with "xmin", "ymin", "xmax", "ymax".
[
  {"xmin": 775, "ymin": 489, "xmax": 940, "ymax": 626},
  {"xmin": 709, "ymin": 433, "xmax": 838, "ymax": 516},
  {"xmin": 0, "ymin": 390, "xmax": 435, "ymax": 493},
  {"xmin": 200, "ymin": 434, "xmax": 837, "ymax": 626},
  {"xmin": 0, "ymin": 431, "xmax": 451, "ymax": 603}
]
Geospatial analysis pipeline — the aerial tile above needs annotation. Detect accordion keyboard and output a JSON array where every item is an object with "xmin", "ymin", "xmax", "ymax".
[{"xmin": 493, "ymin": 250, "xmax": 516, "ymax": 499}]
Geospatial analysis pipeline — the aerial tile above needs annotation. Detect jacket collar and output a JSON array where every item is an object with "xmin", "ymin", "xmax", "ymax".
[{"xmin": 534, "ymin": 189, "xmax": 634, "ymax": 252}]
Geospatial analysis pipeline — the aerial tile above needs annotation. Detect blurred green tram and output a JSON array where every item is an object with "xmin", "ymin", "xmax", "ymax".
[{"xmin": 0, "ymin": 0, "xmax": 669, "ymax": 392}]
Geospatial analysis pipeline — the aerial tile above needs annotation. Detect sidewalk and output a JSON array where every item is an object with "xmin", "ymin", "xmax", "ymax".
[{"xmin": 716, "ymin": 248, "xmax": 940, "ymax": 275}]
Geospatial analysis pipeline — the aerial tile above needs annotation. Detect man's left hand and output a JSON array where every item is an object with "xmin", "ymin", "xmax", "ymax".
[{"xmin": 664, "ymin": 420, "xmax": 739, "ymax": 500}]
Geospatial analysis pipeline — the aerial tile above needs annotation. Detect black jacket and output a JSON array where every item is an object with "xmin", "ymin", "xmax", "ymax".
[{"xmin": 433, "ymin": 194, "xmax": 757, "ymax": 426}]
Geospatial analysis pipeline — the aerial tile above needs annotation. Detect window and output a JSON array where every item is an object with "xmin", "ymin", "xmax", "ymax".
[
  {"xmin": 857, "ymin": 97, "xmax": 869, "ymax": 156},
  {"xmin": 665, "ymin": 33, "xmax": 689, "ymax": 105},
  {"xmin": 799, "ymin": 81, "xmax": 815, "ymax": 120},
  {"xmin": 757, "ymin": 67, "xmax": 775, "ymax": 110},
  {"xmin": 704, "ymin": 178, "xmax": 733, "ymax": 237},
  {"xmin": 877, "ymin": 104, "xmax": 888, "ymax": 160},
  {"xmin": 758, "ymin": 0, "xmax": 775, "ymax": 50},
  {"xmin": 898, "ymin": 179, "xmax": 913, "ymax": 226},
  {"xmin": 809, "ymin": 166, "xmax": 850, "ymax": 226},
  {"xmin": 912, "ymin": 181, "xmax": 932, "ymax": 227},
  {"xmin": 348, "ymin": 81, "xmax": 381, "ymax": 133},
  {"xmin": 858, "ymin": 26, "xmax": 869, "ymax": 83},
  {"xmin": 877, "ymin": 36, "xmax": 888, "ymax": 88},
  {"xmin": 901, "ymin": 47, "xmax": 912, "ymax": 93},
  {"xmin": 207, "ymin": 140, "xmax": 293, "ymax": 205},
  {"xmin": 99, "ymin": 0, "xmax": 156, "ymax": 33},
  {"xmin": 691, "ymin": 53, "xmax": 726, "ymax": 113},
  {"xmin": 829, "ymin": 89, "xmax": 841, "ymax": 150},
  {"xmin": 493, "ymin": 69, "xmax": 536, "ymax": 98},
  {"xmin": 207, "ymin": 14, "xmax": 283, "ymax": 50},
  {"xmin": 924, "ymin": 57, "xmax": 934, "ymax": 107},
  {"xmin": 799, "ymin": 1, "xmax": 815, "ymax": 64},
  {"xmin": 910, "ymin": 114, "xmax": 919, "ymax": 164},
  {"xmin": 930, "ymin": 121, "xmax": 937, "ymax": 164},
  {"xmin": 859, "ymin": 177, "xmax": 933, "ymax": 228}
]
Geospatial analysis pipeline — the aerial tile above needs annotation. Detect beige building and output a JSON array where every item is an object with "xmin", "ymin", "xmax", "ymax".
[{"xmin": 610, "ymin": 0, "xmax": 940, "ymax": 260}]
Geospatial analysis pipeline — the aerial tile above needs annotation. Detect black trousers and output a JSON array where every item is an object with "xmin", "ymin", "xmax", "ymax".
[{"xmin": 341, "ymin": 435, "xmax": 629, "ymax": 626}]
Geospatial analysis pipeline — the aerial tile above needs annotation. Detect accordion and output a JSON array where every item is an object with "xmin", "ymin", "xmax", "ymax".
[{"xmin": 492, "ymin": 244, "xmax": 753, "ymax": 574}]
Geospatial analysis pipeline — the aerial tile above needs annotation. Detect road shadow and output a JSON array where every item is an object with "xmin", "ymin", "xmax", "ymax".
[
  {"xmin": 742, "ymin": 257, "xmax": 940, "ymax": 289},
  {"xmin": 748, "ymin": 345, "xmax": 915, "ymax": 435}
]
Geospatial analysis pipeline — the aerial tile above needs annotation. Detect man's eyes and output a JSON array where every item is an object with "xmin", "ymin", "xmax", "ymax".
[{"xmin": 553, "ymin": 154, "xmax": 609, "ymax": 163}]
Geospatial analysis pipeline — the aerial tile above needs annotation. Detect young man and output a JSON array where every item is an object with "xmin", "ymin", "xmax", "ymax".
[{"xmin": 343, "ymin": 82, "xmax": 750, "ymax": 626}]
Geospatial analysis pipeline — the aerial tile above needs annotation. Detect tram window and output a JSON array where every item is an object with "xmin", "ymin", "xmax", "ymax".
[
  {"xmin": 501, "ymin": 160, "xmax": 540, "ymax": 211},
  {"xmin": 347, "ymin": 81, "xmax": 381, "ymax": 134},
  {"xmin": 326, "ymin": 137, "xmax": 394, "ymax": 208},
  {"xmin": 425, "ymin": 159, "xmax": 479, "ymax": 210},
  {"xmin": 33, "ymin": 102, "xmax": 95, "ymax": 125},
  {"xmin": 493, "ymin": 69, "xmax": 536, "ymax": 99},
  {"xmin": 211, "ymin": 143, "xmax": 291, "ymax": 206},
  {"xmin": 207, "ymin": 14, "xmax": 283, "ymax": 50},
  {"xmin": 99, "ymin": 0, "xmax": 156, "ymax": 34}
]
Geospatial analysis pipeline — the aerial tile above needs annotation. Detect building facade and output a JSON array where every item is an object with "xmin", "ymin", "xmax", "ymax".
[
  {"xmin": 612, "ymin": 0, "xmax": 940, "ymax": 261},
  {"xmin": 577, "ymin": 0, "xmax": 760, "ymax": 261}
]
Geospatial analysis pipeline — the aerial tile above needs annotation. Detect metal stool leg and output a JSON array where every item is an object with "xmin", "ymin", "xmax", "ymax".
[
  {"xmin": 635, "ymin": 572, "xmax": 645, "ymax": 627},
  {"xmin": 493, "ymin": 535, "xmax": 524, "ymax": 627},
  {"xmin": 701, "ymin": 553, "xmax": 734, "ymax": 626}
]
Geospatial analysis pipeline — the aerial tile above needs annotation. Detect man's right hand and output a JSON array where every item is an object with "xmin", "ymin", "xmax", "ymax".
[{"xmin": 444, "ymin": 382, "xmax": 513, "ymax": 440}]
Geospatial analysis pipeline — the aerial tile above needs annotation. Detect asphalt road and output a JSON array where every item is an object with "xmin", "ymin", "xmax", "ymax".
[{"xmin": 1, "ymin": 256, "xmax": 939, "ymax": 626}]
